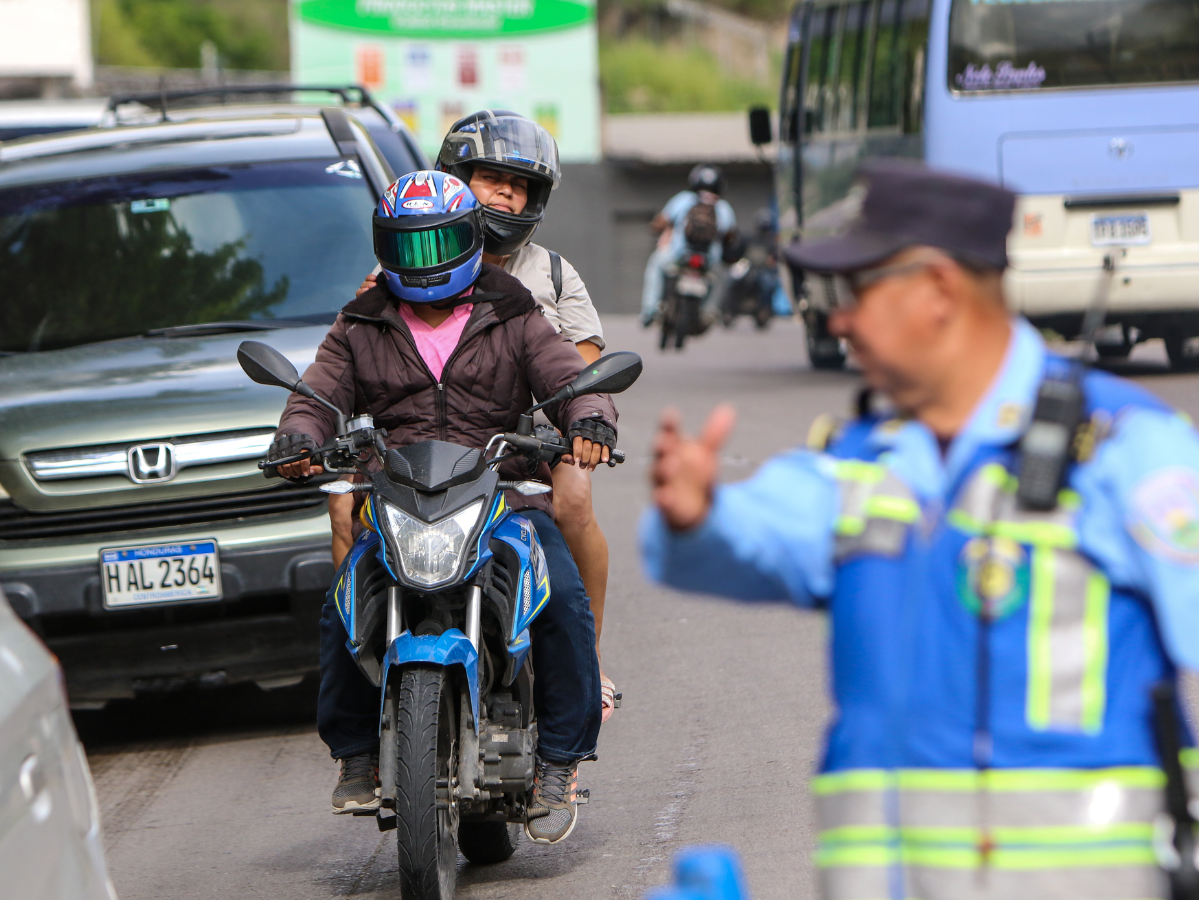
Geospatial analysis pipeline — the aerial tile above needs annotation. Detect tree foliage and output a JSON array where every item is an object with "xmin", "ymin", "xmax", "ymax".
[{"xmin": 94, "ymin": 0, "xmax": 288, "ymax": 71}]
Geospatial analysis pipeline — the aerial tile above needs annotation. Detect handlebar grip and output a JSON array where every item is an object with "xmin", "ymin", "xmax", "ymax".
[
  {"xmin": 261, "ymin": 462, "xmax": 280, "ymax": 479},
  {"xmin": 607, "ymin": 449, "xmax": 626, "ymax": 467}
]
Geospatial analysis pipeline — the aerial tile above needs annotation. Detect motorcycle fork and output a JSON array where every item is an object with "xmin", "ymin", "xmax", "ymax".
[
  {"xmin": 457, "ymin": 583, "xmax": 483, "ymax": 803},
  {"xmin": 378, "ymin": 586, "xmax": 403, "ymax": 810}
]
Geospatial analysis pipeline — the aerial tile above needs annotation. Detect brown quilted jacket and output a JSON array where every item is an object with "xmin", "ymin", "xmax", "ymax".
[{"xmin": 276, "ymin": 263, "xmax": 617, "ymax": 517}]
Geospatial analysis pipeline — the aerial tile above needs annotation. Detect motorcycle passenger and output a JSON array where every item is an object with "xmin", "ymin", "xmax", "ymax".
[
  {"xmin": 720, "ymin": 207, "xmax": 780, "ymax": 328},
  {"xmin": 640, "ymin": 164, "xmax": 737, "ymax": 327},
  {"xmin": 271, "ymin": 170, "xmax": 615, "ymax": 845},
  {"xmin": 349, "ymin": 110, "xmax": 621, "ymax": 721},
  {"xmin": 643, "ymin": 161, "xmax": 1199, "ymax": 899}
]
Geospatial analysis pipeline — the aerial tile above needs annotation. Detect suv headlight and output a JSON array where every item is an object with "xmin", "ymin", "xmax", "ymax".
[{"xmin": 379, "ymin": 500, "xmax": 484, "ymax": 587}]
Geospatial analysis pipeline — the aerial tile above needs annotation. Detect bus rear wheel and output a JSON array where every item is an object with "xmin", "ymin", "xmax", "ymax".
[{"xmin": 1165, "ymin": 333, "xmax": 1199, "ymax": 372}]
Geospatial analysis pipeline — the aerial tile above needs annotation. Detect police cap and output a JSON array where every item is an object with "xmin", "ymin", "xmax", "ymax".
[{"xmin": 786, "ymin": 160, "xmax": 1016, "ymax": 274}]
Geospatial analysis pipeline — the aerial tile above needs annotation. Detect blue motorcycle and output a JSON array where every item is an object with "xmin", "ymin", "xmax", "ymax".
[{"xmin": 236, "ymin": 341, "xmax": 641, "ymax": 900}]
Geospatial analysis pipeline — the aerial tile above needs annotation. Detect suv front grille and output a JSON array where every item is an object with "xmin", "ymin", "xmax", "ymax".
[{"xmin": 0, "ymin": 482, "xmax": 329, "ymax": 541}]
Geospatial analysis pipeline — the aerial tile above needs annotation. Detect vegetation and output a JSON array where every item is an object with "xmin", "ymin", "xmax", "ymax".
[
  {"xmin": 600, "ymin": 37, "xmax": 778, "ymax": 113},
  {"xmin": 93, "ymin": 0, "xmax": 288, "ymax": 71}
]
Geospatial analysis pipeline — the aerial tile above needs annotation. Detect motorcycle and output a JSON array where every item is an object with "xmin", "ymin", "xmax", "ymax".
[
  {"xmin": 236, "ymin": 341, "xmax": 642, "ymax": 900},
  {"xmin": 660, "ymin": 250, "xmax": 713, "ymax": 351},
  {"xmin": 720, "ymin": 236, "xmax": 778, "ymax": 331}
]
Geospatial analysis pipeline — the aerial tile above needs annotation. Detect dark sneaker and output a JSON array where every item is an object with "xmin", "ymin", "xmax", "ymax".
[
  {"xmin": 332, "ymin": 753, "xmax": 380, "ymax": 814},
  {"xmin": 525, "ymin": 757, "xmax": 586, "ymax": 844}
]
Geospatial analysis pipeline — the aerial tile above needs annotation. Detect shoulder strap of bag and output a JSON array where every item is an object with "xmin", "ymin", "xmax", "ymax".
[{"xmin": 548, "ymin": 249, "xmax": 562, "ymax": 300}]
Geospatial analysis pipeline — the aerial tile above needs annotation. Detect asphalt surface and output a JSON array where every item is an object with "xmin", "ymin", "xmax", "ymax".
[{"xmin": 76, "ymin": 316, "xmax": 1199, "ymax": 900}]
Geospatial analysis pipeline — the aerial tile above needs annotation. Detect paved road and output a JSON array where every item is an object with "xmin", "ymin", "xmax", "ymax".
[{"xmin": 77, "ymin": 317, "xmax": 1199, "ymax": 900}]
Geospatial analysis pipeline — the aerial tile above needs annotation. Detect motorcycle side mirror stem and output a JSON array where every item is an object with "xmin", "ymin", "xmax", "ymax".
[
  {"xmin": 238, "ymin": 340, "xmax": 347, "ymax": 434},
  {"xmin": 526, "ymin": 352, "xmax": 644, "ymax": 415}
]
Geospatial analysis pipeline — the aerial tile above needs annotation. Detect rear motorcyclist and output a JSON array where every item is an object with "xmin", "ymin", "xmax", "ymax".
[
  {"xmin": 270, "ymin": 169, "xmax": 616, "ymax": 845},
  {"xmin": 721, "ymin": 208, "xmax": 780, "ymax": 328},
  {"xmin": 350, "ymin": 110, "xmax": 621, "ymax": 720},
  {"xmin": 640, "ymin": 164, "xmax": 737, "ymax": 327}
]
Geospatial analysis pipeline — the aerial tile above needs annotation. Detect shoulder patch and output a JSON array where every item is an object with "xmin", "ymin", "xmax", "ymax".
[{"xmin": 1130, "ymin": 467, "xmax": 1199, "ymax": 563}]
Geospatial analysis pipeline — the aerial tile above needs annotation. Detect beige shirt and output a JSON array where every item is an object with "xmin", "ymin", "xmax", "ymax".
[{"xmin": 502, "ymin": 242, "xmax": 605, "ymax": 349}]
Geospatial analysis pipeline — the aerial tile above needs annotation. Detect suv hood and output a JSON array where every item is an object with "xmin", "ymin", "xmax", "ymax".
[{"xmin": 0, "ymin": 327, "xmax": 325, "ymax": 510}]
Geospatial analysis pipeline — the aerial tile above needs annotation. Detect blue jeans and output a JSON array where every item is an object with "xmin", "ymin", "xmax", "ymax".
[{"xmin": 317, "ymin": 509, "xmax": 601, "ymax": 765}]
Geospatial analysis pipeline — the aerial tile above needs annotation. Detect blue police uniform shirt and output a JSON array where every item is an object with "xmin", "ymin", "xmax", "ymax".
[
  {"xmin": 661, "ymin": 190, "xmax": 737, "ymax": 266},
  {"xmin": 640, "ymin": 317, "xmax": 1199, "ymax": 738}
]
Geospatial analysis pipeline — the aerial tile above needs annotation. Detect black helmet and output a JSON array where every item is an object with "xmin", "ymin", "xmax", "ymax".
[
  {"xmin": 688, "ymin": 164, "xmax": 723, "ymax": 195},
  {"xmin": 437, "ymin": 109, "xmax": 561, "ymax": 257}
]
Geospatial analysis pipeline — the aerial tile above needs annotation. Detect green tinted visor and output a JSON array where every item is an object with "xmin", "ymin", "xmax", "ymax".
[{"xmin": 374, "ymin": 215, "xmax": 479, "ymax": 272}]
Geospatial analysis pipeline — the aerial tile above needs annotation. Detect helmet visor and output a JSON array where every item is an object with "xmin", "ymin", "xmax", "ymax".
[
  {"xmin": 375, "ymin": 219, "xmax": 477, "ymax": 271},
  {"xmin": 439, "ymin": 114, "xmax": 561, "ymax": 189}
]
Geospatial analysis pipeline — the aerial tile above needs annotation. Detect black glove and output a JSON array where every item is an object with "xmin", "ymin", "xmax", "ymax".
[
  {"xmin": 268, "ymin": 433, "xmax": 317, "ymax": 463},
  {"xmin": 567, "ymin": 418, "xmax": 616, "ymax": 453},
  {"xmin": 266, "ymin": 433, "xmax": 318, "ymax": 479}
]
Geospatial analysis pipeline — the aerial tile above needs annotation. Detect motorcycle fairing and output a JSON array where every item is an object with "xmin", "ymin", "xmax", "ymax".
[
  {"xmin": 380, "ymin": 628, "xmax": 481, "ymax": 732},
  {"xmin": 460, "ymin": 491, "xmax": 507, "ymax": 582},
  {"xmin": 490, "ymin": 514, "xmax": 552, "ymax": 644},
  {"xmin": 334, "ymin": 527, "xmax": 384, "ymax": 635}
]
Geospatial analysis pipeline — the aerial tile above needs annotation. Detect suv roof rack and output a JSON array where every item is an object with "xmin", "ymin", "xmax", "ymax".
[{"xmin": 101, "ymin": 83, "xmax": 404, "ymax": 133}]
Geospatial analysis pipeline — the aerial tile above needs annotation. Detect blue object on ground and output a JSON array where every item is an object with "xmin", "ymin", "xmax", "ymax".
[{"xmin": 645, "ymin": 846, "xmax": 748, "ymax": 900}]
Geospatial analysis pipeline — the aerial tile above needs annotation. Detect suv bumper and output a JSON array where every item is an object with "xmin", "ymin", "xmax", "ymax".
[{"xmin": 0, "ymin": 511, "xmax": 333, "ymax": 706}]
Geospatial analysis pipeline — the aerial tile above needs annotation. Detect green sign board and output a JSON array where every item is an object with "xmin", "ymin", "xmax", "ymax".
[{"xmin": 291, "ymin": 0, "xmax": 599, "ymax": 161}]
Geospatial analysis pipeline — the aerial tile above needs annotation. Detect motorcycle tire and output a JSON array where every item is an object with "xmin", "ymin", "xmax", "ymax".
[
  {"xmin": 458, "ymin": 822, "xmax": 520, "ymax": 865},
  {"xmin": 395, "ymin": 666, "xmax": 459, "ymax": 900},
  {"xmin": 675, "ymin": 297, "xmax": 692, "ymax": 349}
]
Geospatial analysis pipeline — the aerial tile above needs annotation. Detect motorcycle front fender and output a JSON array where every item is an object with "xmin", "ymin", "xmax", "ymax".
[{"xmin": 379, "ymin": 629, "xmax": 480, "ymax": 733}]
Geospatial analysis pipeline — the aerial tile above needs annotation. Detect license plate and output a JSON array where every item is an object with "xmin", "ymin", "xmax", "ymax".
[
  {"xmin": 100, "ymin": 540, "xmax": 222, "ymax": 608},
  {"xmin": 677, "ymin": 273, "xmax": 708, "ymax": 297},
  {"xmin": 1091, "ymin": 213, "xmax": 1150, "ymax": 246}
]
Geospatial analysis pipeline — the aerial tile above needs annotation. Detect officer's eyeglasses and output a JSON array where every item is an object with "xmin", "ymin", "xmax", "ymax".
[{"xmin": 821, "ymin": 260, "xmax": 935, "ymax": 311}]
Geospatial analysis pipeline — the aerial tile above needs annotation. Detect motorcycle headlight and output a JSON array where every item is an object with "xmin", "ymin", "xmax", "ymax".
[{"xmin": 379, "ymin": 499, "xmax": 484, "ymax": 587}]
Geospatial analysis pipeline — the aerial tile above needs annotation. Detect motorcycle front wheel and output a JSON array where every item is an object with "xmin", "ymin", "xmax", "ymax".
[{"xmin": 395, "ymin": 666, "xmax": 459, "ymax": 900}]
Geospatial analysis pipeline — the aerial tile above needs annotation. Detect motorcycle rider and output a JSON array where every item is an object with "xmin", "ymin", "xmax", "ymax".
[
  {"xmin": 640, "ymin": 164, "xmax": 737, "ymax": 327},
  {"xmin": 349, "ymin": 110, "xmax": 621, "ymax": 720},
  {"xmin": 270, "ymin": 170, "xmax": 616, "ymax": 845}
]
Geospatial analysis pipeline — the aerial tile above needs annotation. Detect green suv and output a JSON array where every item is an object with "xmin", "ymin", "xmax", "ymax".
[{"xmin": 0, "ymin": 90, "xmax": 424, "ymax": 707}]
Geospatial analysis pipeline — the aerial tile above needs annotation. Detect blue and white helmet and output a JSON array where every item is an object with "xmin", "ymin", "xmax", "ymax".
[{"xmin": 374, "ymin": 170, "xmax": 483, "ymax": 303}]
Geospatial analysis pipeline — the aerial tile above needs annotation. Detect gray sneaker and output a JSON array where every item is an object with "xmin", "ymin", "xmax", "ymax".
[
  {"xmin": 332, "ymin": 753, "xmax": 380, "ymax": 814},
  {"xmin": 524, "ymin": 757, "xmax": 586, "ymax": 844}
]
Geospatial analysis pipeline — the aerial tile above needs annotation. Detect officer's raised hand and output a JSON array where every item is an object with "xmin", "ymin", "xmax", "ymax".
[{"xmin": 650, "ymin": 404, "xmax": 736, "ymax": 530}]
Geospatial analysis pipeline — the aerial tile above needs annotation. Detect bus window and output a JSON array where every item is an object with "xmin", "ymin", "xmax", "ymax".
[
  {"xmin": 804, "ymin": 5, "xmax": 839, "ymax": 134},
  {"xmin": 835, "ymin": 1, "xmax": 873, "ymax": 131},
  {"xmin": 949, "ymin": 0, "xmax": 1199, "ymax": 92},
  {"xmin": 868, "ymin": 0, "xmax": 931, "ymax": 130},
  {"xmin": 780, "ymin": 29, "xmax": 804, "ymax": 143}
]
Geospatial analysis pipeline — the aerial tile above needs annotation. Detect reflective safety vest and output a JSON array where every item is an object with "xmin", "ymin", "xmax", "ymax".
[{"xmin": 817, "ymin": 372, "xmax": 1185, "ymax": 900}]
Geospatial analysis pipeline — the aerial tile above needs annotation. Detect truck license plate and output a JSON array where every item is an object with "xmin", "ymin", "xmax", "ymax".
[
  {"xmin": 1091, "ymin": 213, "xmax": 1150, "ymax": 246},
  {"xmin": 100, "ymin": 540, "xmax": 222, "ymax": 608}
]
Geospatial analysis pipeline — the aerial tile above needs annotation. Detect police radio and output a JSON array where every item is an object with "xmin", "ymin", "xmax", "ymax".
[{"xmin": 1015, "ymin": 254, "xmax": 1115, "ymax": 511}]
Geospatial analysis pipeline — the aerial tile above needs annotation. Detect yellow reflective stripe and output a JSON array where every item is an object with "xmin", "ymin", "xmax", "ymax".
[
  {"xmin": 1027, "ymin": 546, "xmax": 1056, "ymax": 730},
  {"xmin": 990, "ymin": 846, "xmax": 1158, "ymax": 869},
  {"xmin": 992, "ymin": 823, "xmax": 1154, "ymax": 844},
  {"xmin": 822, "ymin": 824, "xmax": 1154, "ymax": 848},
  {"xmin": 812, "ymin": 769, "xmax": 893, "ymax": 794},
  {"xmin": 815, "ymin": 845, "xmax": 896, "ymax": 868},
  {"xmin": 1081, "ymin": 571, "xmax": 1111, "ymax": 734},
  {"xmin": 864, "ymin": 494, "xmax": 921, "ymax": 523},
  {"xmin": 833, "ymin": 460, "xmax": 886, "ymax": 484},
  {"xmin": 835, "ymin": 515, "xmax": 866, "ymax": 537},
  {"xmin": 946, "ymin": 510, "xmax": 1078, "ymax": 549},
  {"xmin": 818, "ymin": 766, "xmax": 1166, "ymax": 795},
  {"xmin": 1183, "ymin": 748, "xmax": 1199, "ymax": 771},
  {"xmin": 820, "ymin": 825, "xmax": 896, "ymax": 844}
]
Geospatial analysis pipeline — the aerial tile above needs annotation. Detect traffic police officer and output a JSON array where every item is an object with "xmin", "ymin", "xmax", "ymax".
[{"xmin": 640, "ymin": 160, "xmax": 1199, "ymax": 900}]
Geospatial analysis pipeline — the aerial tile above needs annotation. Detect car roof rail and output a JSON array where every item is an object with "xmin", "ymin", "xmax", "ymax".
[{"xmin": 99, "ymin": 83, "xmax": 405, "ymax": 133}]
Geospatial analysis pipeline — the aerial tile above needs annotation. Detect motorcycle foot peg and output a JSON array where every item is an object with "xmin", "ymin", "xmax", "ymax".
[
  {"xmin": 614, "ymin": 692, "xmax": 622, "ymax": 709},
  {"xmin": 576, "ymin": 789, "xmax": 590, "ymax": 806},
  {"xmin": 376, "ymin": 812, "xmax": 397, "ymax": 832}
]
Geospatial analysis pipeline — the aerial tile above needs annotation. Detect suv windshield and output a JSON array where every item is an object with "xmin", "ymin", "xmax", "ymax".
[
  {"xmin": 0, "ymin": 158, "xmax": 377, "ymax": 353},
  {"xmin": 949, "ymin": 0, "xmax": 1199, "ymax": 91}
]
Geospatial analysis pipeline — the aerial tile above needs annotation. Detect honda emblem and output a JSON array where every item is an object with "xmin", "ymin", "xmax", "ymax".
[{"xmin": 127, "ymin": 443, "xmax": 177, "ymax": 483}]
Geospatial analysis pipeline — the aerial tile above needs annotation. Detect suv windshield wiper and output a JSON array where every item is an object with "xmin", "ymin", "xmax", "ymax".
[{"xmin": 144, "ymin": 322, "xmax": 284, "ymax": 339}]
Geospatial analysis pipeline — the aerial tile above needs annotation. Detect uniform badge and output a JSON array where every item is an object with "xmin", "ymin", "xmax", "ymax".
[
  {"xmin": 957, "ymin": 536, "xmax": 1029, "ymax": 618},
  {"xmin": 1130, "ymin": 467, "xmax": 1199, "ymax": 564}
]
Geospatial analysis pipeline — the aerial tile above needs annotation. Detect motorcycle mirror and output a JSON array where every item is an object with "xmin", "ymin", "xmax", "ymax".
[
  {"xmin": 320, "ymin": 481, "xmax": 357, "ymax": 494},
  {"xmin": 238, "ymin": 341, "xmax": 303, "ymax": 392},
  {"xmin": 566, "ymin": 352, "xmax": 644, "ymax": 398}
]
